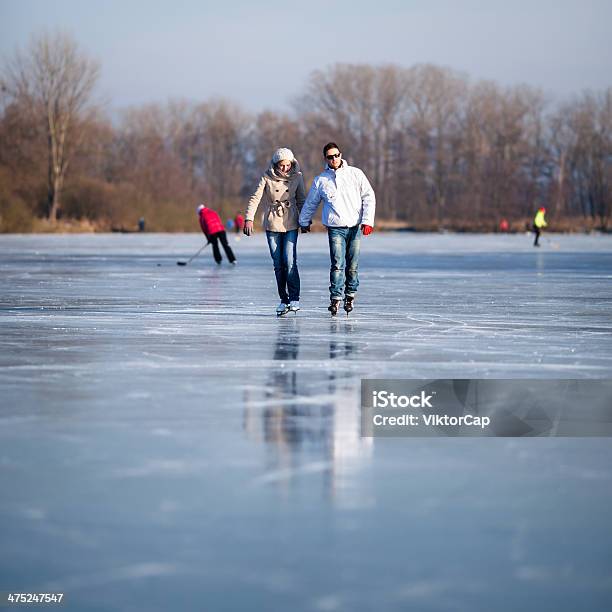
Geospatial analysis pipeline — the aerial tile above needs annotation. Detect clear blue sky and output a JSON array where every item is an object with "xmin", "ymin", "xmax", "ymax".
[{"xmin": 1, "ymin": 0, "xmax": 610, "ymax": 113}]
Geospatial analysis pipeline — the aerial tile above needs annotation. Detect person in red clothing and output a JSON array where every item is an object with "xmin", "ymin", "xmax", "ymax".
[
  {"xmin": 196, "ymin": 204, "xmax": 236, "ymax": 265},
  {"xmin": 234, "ymin": 213, "xmax": 245, "ymax": 234}
]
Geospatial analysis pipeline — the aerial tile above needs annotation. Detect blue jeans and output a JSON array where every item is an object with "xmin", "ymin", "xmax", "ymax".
[
  {"xmin": 327, "ymin": 225, "xmax": 361, "ymax": 300},
  {"xmin": 266, "ymin": 229, "xmax": 300, "ymax": 303}
]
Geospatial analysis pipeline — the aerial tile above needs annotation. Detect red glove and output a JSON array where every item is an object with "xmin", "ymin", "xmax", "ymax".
[{"xmin": 361, "ymin": 224, "xmax": 373, "ymax": 236}]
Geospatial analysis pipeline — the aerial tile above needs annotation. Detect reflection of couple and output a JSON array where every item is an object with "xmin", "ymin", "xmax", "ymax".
[
  {"xmin": 243, "ymin": 143, "xmax": 376, "ymax": 317},
  {"xmin": 242, "ymin": 321, "xmax": 373, "ymax": 502}
]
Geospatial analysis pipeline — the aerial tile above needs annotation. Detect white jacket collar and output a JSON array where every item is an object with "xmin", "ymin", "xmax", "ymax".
[{"xmin": 326, "ymin": 159, "xmax": 347, "ymax": 174}]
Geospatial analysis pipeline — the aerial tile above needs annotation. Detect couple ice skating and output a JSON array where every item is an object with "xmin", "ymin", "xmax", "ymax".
[{"xmin": 244, "ymin": 143, "xmax": 376, "ymax": 316}]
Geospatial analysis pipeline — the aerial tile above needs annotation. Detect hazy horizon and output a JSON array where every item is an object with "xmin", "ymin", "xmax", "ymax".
[{"xmin": 1, "ymin": 0, "xmax": 611, "ymax": 113}]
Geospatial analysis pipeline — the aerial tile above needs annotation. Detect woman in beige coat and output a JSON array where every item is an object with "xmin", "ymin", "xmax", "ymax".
[{"xmin": 244, "ymin": 148, "xmax": 306, "ymax": 316}]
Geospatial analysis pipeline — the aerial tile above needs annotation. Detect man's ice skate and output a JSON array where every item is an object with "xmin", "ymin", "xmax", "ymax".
[
  {"xmin": 328, "ymin": 299, "xmax": 341, "ymax": 316},
  {"xmin": 289, "ymin": 301, "xmax": 300, "ymax": 314},
  {"xmin": 344, "ymin": 295, "xmax": 354, "ymax": 316},
  {"xmin": 276, "ymin": 302, "xmax": 290, "ymax": 317}
]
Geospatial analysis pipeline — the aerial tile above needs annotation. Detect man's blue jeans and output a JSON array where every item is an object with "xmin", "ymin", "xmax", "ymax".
[
  {"xmin": 327, "ymin": 225, "xmax": 361, "ymax": 300},
  {"xmin": 266, "ymin": 229, "xmax": 300, "ymax": 304}
]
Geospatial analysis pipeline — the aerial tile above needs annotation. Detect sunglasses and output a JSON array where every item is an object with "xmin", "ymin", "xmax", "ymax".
[{"xmin": 326, "ymin": 152, "xmax": 341, "ymax": 160}]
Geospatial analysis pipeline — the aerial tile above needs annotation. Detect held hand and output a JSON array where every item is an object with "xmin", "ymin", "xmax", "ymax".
[
  {"xmin": 361, "ymin": 224, "xmax": 373, "ymax": 236},
  {"xmin": 243, "ymin": 220, "xmax": 253, "ymax": 236},
  {"xmin": 300, "ymin": 224, "xmax": 311, "ymax": 234}
]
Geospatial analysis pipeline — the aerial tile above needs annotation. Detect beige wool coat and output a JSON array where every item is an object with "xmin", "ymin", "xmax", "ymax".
[{"xmin": 245, "ymin": 161, "xmax": 306, "ymax": 232}]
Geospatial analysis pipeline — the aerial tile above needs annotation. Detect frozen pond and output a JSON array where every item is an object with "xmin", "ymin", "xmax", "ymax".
[{"xmin": 1, "ymin": 232, "xmax": 612, "ymax": 611}]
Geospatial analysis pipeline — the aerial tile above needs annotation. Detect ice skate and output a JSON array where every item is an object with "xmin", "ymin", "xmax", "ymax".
[
  {"xmin": 289, "ymin": 301, "xmax": 300, "ymax": 314},
  {"xmin": 343, "ymin": 295, "xmax": 354, "ymax": 315},
  {"xmin": 276, "ymin": 302, "xmax": 290, "ymax": 317},
  {"xmin": 328, "ymin": 299, "xmax": 341, "ymax": 316}
]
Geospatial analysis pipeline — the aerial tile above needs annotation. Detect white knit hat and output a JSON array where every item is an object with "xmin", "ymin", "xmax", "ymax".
[
  {"xmin": 272, "ymin": 148, "xmax": 295, "ymax": 164},
  {"xmin": 196, "ymin": 204, "xmax": 205, "ymax": 214}
]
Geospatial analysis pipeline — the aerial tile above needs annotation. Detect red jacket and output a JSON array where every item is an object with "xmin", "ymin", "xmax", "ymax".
[{"xmin": 198, "ymin": 207, "xmax": 224, "ymax": 236}]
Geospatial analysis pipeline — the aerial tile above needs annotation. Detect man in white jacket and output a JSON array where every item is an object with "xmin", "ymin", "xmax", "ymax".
[{"xmin": 299, "ymin": 142, "xmax": 376, "ymax": 316}]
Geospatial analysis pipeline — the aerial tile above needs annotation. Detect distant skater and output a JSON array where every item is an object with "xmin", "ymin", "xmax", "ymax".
[
  {"xmin": 244, "ymin": 148, "xmax": 306, "ymax": 316},
  {"xmin": 533, "ymin": 207, "xmax": 547, "ymax": 247},
  {"xmin": 234, "ymin": 213, "xmax": 244, "ymax": 234},
  {"xmin": 197, "ymin": 204, "xmax": 236, "ymax": 265},
  {"xmin": 299, "ymin": 142, "xmax": 375, "ymax": 316}
]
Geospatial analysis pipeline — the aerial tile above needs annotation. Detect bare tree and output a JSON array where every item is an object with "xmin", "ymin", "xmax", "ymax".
[
  {"xmin": 246, "ymin": 110, "xmax": 302, "ymax": 184},
  {"xmin": 1, "ymin": 45, "xmax": 609, "ymax": 232},
  {"xmin": 2, "ymin": 31, "xmax": 99, "ymax": 222},
  {"xmin": 401, "ymin": 64, "xmax": 468, "ymax": 224},
  {"xmin": 193, "ymin": 100, "xmax": 249, "ymax": 215}
]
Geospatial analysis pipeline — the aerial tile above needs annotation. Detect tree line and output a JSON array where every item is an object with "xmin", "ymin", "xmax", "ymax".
[{"xmin": 1, "ymin": 31, "xmax": 610, "ymax": 232}]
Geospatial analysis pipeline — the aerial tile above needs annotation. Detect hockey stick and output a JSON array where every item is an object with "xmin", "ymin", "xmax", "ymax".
[{"xmin": 176, "ymin": 242, "xmax": 210, "ymax": 266}]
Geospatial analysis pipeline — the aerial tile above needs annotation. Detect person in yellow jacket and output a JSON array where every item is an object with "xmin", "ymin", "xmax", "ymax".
[{"xmin": 533, "ymin": 207, "xmax": 547, "ymax": 247}]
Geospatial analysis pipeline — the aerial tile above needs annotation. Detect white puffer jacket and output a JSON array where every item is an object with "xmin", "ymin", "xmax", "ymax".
[{"xmin": 299, "ymin": 160, "xmax": 376, "ymax": 228}]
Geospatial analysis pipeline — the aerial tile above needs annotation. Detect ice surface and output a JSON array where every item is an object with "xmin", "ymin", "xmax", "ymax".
[{"xmin": 1, "ymin": 233, "xmax": 612, "ymax": 611}]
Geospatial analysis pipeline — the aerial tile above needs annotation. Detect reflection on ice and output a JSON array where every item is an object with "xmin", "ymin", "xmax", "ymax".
[
  {"xmin": 243, "ymin": 319, "xmax": 373, "ymax": 505},
  {"xmin": 1, "ymin": 233, "xmax": 611, "ymax": 611}
]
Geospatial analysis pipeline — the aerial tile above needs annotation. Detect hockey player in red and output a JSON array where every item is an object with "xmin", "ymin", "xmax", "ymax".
[{"xmin": 196, "ymin": 204, "xmax": 236, "ymax": 265}]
